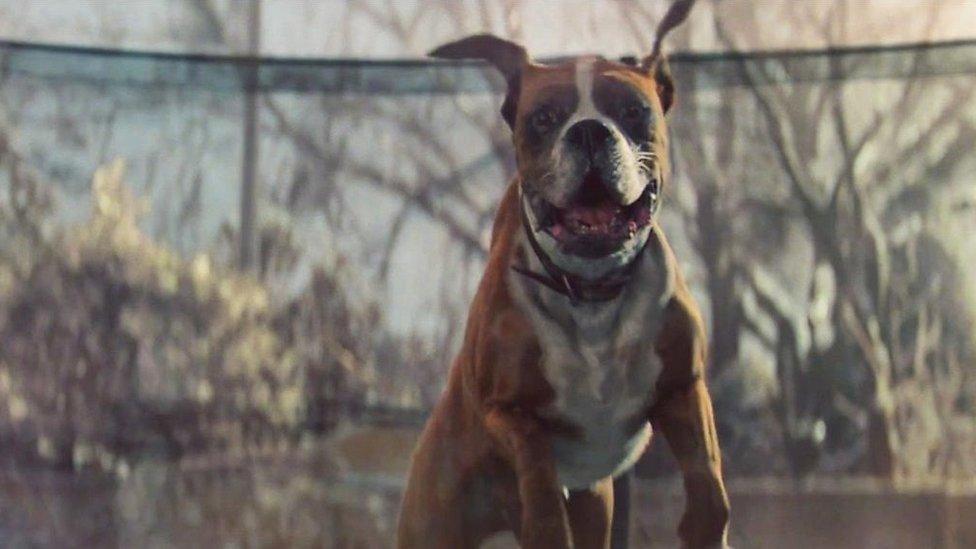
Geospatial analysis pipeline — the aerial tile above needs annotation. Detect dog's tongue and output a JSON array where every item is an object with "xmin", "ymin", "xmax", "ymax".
[{"xmin": 563, "ymin": 202, "xmax": 619, "ymax": 226}]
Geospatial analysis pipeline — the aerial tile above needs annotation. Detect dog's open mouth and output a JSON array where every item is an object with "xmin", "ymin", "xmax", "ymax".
[{"xmin": 532, "ymin": 178, "xmax": 657, "ymax": 257}]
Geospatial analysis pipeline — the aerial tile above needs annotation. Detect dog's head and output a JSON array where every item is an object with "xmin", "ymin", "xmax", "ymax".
[{"xmin": 431, "ymin": 5, "xmax": 690, "ymax": 281}]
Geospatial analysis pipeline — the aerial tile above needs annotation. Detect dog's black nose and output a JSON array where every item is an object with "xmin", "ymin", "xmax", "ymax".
[{"xmin": 565, "ymin": 119, "xmax": 612, "ymax": 158}]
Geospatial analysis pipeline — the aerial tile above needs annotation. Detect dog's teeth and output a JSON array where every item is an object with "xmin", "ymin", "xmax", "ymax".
[{"xmin": 626, "ymin": 220, "xmax": 638, "ymax": 237}]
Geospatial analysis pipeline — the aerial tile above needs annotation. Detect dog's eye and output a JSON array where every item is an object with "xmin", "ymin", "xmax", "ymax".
[
  {"xmin": 530, "ymin": 107, "xmax": 560, "ymax": 132},
  {"xmin": 620, "ymin": 103, "xmax": 648, "ymax": 121}
]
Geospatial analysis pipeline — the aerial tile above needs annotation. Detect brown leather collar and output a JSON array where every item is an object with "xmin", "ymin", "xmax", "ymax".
[{"xmin": 512, "ymin": 187, "xmax": 653, "ymax": 305}]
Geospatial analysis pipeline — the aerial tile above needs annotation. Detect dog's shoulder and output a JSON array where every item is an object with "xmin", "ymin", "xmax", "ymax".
[
  {"xmin": 488, "ymin": 178, "xmax": 522, "ymax": 251},
  {"xmin": 459, "ymin": 178, "xmax": 554, "ymax": 408},
  {"xmin": 653, "ymin": 266, "xmax": 708, "ymax": 397}
]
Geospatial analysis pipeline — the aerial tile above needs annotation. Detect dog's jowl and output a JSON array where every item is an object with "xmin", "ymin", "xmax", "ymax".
[{"xmin": 397, "ymin": 5, "xmax": 730, "ymax": 549}]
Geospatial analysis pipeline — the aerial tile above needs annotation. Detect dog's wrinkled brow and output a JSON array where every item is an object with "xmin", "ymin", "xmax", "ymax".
[
  {"xmin": 524, "ymin": 83, "xmax": 578, "ymax": 111},
  {"xmin": 593, "ymin": 77, "xmax": 654, "ymax": 115}
]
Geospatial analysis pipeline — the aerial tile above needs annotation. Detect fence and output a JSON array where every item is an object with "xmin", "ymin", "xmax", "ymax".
[{"xmin": 0, "ymin": 36, "xmax": 974, "ymax": 480}]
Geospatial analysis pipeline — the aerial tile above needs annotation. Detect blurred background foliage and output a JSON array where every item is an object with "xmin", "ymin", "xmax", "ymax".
[{"xmin": 0, "ymin": 157, "xmax": 359, "ymax": 469}]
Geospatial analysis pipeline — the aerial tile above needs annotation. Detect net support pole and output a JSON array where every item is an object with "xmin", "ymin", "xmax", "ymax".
[{"xmin": 239, "ymin": 0, "xmax": 261, "ymax": 271}]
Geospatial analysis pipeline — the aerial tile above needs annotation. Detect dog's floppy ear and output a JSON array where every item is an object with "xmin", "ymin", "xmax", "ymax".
[
  {"xmin": 641, "ymin": 0, "xmax": 696, "ymax": 114},
  {"xmin": 429, "ymin": 34, "xmax": 529, "ymax": 128}
]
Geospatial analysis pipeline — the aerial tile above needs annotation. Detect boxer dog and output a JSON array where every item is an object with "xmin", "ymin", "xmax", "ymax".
[{"xmin": 397, "ymin": 2, "xmax": 729, "ymax": 547}]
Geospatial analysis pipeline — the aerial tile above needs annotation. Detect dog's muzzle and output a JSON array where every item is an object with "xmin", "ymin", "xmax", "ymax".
[
  {"xmin": 528, "ymin": 176, "xmax": 659, "ymax": 259},
  {"xmin": 514, "ymin": 177, "xmax": 659, "ymax": 304}
]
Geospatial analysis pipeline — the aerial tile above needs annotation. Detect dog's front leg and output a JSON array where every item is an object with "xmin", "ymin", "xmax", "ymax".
[
  {"xmin": 652, "ymin": 378, "xmax": 730, "ymax": 548},
  {"xmin": 485, "ymin": 406, "xmax": 573, "ymax": 549}
]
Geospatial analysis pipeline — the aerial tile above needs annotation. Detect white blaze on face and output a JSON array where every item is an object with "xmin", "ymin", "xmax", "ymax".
[{"xmin": 571, "ymin": 56, "xmax": 602, "ymax": 124}]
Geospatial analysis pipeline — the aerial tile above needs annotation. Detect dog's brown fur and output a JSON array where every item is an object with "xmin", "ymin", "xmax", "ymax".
[
  {"xmin": 397, "ymin": 180, "xmax": 729, "ymax": 548},
  {"xmin": 399, "ymin": 6, "xmax": 728, "ymax": 545}
]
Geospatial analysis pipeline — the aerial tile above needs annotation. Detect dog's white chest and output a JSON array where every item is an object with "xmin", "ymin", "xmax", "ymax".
[
  {"xmin": 509, "ymin": 230, "xmax": 676, "ymax": 489},
  {"xmin": 537, "ymin": 306, "xmax": 662, "ymax": 489}
]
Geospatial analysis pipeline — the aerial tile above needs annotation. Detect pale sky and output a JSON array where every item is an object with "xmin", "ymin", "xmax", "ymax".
[{"xmin": 1, "ymin": 1, "xmax": 974, "ymax": 57}]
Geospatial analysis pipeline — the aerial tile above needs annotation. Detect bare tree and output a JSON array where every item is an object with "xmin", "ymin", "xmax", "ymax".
[{"xmin": 704, "ymin": 0, "xmax": 976, "ymax": 478}]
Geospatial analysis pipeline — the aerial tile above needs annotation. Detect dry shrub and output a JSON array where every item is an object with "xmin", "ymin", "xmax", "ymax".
[{"xmin": 0, "ymin": 160, "xmax": 375, "ymax": 471}]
